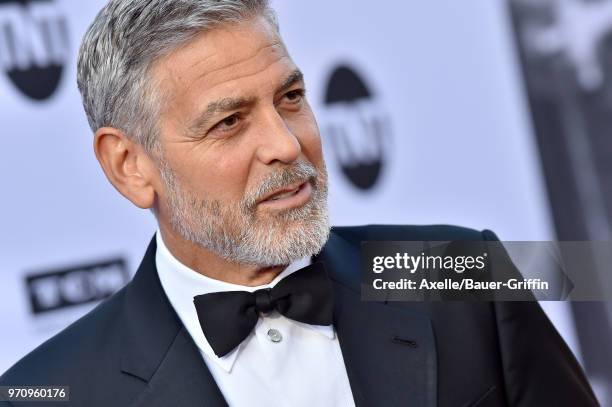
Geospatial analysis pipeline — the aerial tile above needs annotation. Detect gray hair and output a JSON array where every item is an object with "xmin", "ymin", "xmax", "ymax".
[{"xmin": 77, "ymin": 0, "xmax": 278, "ymax": 153}]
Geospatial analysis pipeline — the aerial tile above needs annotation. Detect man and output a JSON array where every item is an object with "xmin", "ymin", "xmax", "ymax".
[{"xmin": 0, "ymin": 1, "xmax": 598, "ymax": 406}]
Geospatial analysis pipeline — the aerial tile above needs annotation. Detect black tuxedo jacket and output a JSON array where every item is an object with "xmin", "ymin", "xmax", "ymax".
[{"xmin": 0, "ymin": 225, "xmax": 598, "ymax": 406}]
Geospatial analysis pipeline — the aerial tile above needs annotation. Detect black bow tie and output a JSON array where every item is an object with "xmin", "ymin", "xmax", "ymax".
[{"xmin": 193, "ymin": 261, "xmax": 334, "ymax": 357}]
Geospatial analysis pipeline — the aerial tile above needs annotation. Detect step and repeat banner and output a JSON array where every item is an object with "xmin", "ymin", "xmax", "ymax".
[
  {"xmin": 509, "ymin": 0, "xmax": 612, "ymax": 403},
  {"xmin": 0, "ymin": 0, "xmax": 606, "ymax": 403}
]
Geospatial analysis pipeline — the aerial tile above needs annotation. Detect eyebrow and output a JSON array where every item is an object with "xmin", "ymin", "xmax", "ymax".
[
  {"xmin": 277, "ymin": 68, "xmax": 304, "ymax": 95},
  {"xmin": 188, "ymin": 96, "xmax": 256, "ymax": 135},
  {"xmin": 188, "ymin": 69, "xmax": 305, "ymax": 135}
]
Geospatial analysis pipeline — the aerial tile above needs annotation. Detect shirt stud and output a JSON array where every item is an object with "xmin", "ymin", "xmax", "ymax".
[{"xmin": 267, "ymin": 328, "xmax": 283, "ymax": 343}]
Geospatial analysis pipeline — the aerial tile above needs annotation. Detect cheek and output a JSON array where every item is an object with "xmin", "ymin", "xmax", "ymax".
[
  {"xmin": 170, "ymin": 151, "xmax": 252, "ymax": 203},
  {"xmin": 202, "ymin": 155, "xmax": 253, "ymax": 201}
]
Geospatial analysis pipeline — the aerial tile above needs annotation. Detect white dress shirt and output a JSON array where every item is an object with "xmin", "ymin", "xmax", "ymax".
[{"xmin": 155, "ymin": 231, "xmax": 356, "ymax": 407}]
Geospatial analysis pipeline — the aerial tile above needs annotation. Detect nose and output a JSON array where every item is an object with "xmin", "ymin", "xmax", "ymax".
[{"xmin": 254, "ymin": 108, "xmax": 301, "ymax": 165}]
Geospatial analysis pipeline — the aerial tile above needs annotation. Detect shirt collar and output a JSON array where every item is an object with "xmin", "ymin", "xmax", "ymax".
[{"xmin": 154, "ymin": 230, "xmax": 332, "ymax": 373}]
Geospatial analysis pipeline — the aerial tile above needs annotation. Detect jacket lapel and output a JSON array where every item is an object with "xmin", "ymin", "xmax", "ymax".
[
  {"xmin": 120, "ymin": 230, "xmax": 437, "ymax": 407},
  {"xmin": 129, "ymin": 326, "xmax": 227, "ymax": 407},
  {"xmin": 315, "ymin": 230, "xmax": 438, "ymax": 407},
  {"xmin": 120, "ymin": 237, "xmax": 228, "ymax": 407}
]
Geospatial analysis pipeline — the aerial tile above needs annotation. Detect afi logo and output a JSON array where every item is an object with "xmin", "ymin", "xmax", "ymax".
[{"xmin": 0, "ymin": 0, "xmax": 69, "ymax": 100}]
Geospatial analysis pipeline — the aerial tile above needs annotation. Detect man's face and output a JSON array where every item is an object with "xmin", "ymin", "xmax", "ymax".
[{"xmin": 150, "ymin": 16, "xmax": 329, "ymax": 266}]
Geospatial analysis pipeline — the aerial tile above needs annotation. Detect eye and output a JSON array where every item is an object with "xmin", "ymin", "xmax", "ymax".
[
  {"xmin": 211, "ymin": 113, "xmax": 241, "ymax": 133},
  {"xmin": 283, "ymin": 89, "xmax": 305, "ymax": 103},
  {"xmin": 221, "ymin": 114, "xmax": 238, "ymax": 127}
]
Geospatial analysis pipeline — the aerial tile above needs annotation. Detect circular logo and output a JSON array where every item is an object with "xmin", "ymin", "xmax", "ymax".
[
  {"xmin": 0, "ymin": 0, "xmax": 69, "ymax": 101},
  {"xmin": 322, "ymin": 65, "xmax": 391, "ymax": 190}
]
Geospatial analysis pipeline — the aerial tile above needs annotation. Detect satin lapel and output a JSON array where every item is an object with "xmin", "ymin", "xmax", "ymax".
[
  {"xmin": 121, "ymin": 237, "xmax": 228, "ymax": 407},
  {"xmin": 315, "ymin": 229, "xmax": 438, "ymax": 407},
  {"xmin": 130, "ymin": 326, "xmax": 227, "ymax": 407}
]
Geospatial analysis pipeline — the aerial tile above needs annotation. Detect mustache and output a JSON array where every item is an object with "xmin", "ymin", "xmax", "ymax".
[{"xmin": 243, "ymin": 160, "xmax": 319, "ymax": 210}]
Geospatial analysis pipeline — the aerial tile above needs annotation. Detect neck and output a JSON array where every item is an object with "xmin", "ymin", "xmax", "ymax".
[{"xmin": 158, "ymin": 224, "xmax": 286, "ymax": 286}]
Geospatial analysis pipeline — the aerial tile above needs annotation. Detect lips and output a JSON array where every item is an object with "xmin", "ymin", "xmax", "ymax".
[{"xmin": 260, "ymin": 181, "xmax": 306, "ymax": 203}]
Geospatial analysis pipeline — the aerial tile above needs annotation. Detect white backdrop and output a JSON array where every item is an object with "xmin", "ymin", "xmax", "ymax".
[{"xmin": 0, "ymin": 0, "xmax": 577, "ymax": 377}]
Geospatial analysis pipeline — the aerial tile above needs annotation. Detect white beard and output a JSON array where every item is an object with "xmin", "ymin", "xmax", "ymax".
[{"xmin": 158, "ymin": 158, "xmax": 330, "ymax": 266}]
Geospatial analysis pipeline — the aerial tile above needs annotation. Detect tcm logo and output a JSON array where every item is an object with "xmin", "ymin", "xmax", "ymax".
[
  {"xmin": 322, "ymin": 65, "xmax": 392, "ymax": 190},
  {"xmin": 0, "ymin": 0, "xmax": 69, "ymax": 100},
  {"xmin": 25, "ymin": 258, "xmax": 130, "ymax": 314}
]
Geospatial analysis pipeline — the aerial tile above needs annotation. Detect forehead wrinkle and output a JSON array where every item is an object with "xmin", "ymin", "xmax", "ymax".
[
  {"xmin": 193, "ymin": 40, "xmax": 285, "ymax": 83},
  {"xmin": 189, "ymin": 51, "xmax": 293, "ymax": 110},
  {"xmin": 152, "ymin": 33, "xmax": 284, "ymax": 96},
  {"xmin": 187, "ymin": 39, "xmax": 283, "ymax": 73},
  {"xmin": 212, "ymin": 53, "xmax": 293, "ymax": 91},
  {"xmin": 188, "ymin": 51, "xmax": 217, "ymax": 70}
]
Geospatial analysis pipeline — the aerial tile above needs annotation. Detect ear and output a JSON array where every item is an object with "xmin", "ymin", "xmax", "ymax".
[{"xmin": 93, "ymin": 127, "xmax": 158, "ymax": 209}]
